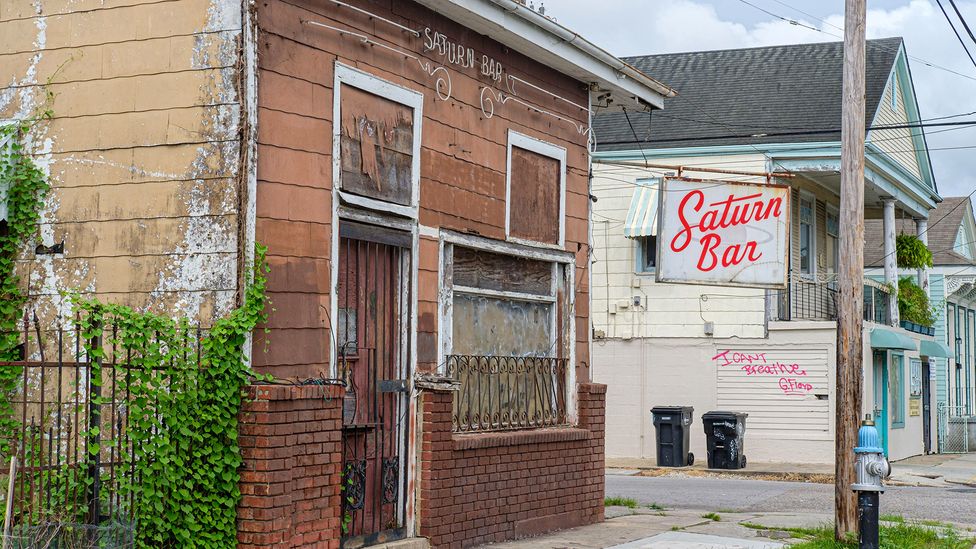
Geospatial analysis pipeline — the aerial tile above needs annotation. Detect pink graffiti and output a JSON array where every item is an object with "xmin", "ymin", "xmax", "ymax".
[{"xmin": 713, "ymin": 350, "xmax": 813, "ymax": 395}]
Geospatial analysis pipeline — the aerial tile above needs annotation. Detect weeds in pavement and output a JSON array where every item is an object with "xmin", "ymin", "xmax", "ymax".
[
  {"xmin": 645, "ymin": 503, "xmax": 665, "ymax": 510},
  {"xmin": 670, "ymin": 526, "xmax": 682, "ymax": 531},
  {"xmin": 604, "ymin": 497, "xmax": 638, "ymax": 509},
  {"xmin": 701, "ymin": 513, "xmax": 721, "ymax": 522},
  {"xmin": 745, "ymin": 522, "xmax": 970, "ymax": 548}
]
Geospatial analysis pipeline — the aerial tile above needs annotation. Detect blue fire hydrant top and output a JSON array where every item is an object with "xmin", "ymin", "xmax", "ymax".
[{"xmin": 854, "ymin": 422, "xmax": 884, "ymax": 454}]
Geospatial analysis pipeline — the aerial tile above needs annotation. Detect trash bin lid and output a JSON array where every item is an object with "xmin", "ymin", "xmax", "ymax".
[
  {"xmin": 702, "ymin": 410, "xmax": 748, "ymax": 421},
  {"xmin": 651, "ymin": 406, "xmax": 694, "ymax": 414}
]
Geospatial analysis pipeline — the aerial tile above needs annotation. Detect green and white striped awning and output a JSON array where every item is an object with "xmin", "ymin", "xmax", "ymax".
[{"xmin": 623, "ymin": 181, "xmax": 659, "ymax": 239}]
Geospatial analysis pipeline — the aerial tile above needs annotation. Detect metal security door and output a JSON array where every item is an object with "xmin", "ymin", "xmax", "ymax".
[
  {"xmin": 922, "ymin": 361, "xmax": 931, "ymax": 453},
  {"xmin": 337, "ymin": 222, "xmax": 411, "ymax": 547},
  {"xmin": 872, "ymin": 351, "xmax": 889, "ymax": 456}
]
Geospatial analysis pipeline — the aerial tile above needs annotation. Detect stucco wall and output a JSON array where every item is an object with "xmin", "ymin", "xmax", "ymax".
[{"xmin": 1, "ymin": 0, "xmax": 244, "ymax": 324}]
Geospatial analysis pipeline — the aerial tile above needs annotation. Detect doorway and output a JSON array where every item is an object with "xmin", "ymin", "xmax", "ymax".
[
  {"xmin": 872, "ymin": 350, "xmax": 889, "ymax": 455},
  {"xmin": 922, "ymin": 360, "xmax": 932, "ymax": 454},
  {"xmin": 337, "ymin": 221, "xmax": 412, "ymax": 547}
]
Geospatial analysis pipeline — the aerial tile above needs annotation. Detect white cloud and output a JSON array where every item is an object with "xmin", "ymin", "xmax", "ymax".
[{"xmin": 552, "ymin": 0, "xmax": 976, "ymax": 199}]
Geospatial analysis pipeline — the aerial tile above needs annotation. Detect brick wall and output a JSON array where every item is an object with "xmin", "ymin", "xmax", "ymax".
[
  {"xmin": 237, "ymin": 384, "xmax": 344, "ymax": 548},
  {"xmin": 418, "ymin": 384, "xmax": 607, "ymax": 548}
]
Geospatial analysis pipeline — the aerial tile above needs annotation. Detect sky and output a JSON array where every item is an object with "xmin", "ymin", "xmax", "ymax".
[{"xmin": 546, "ymin": 0, "xmax": 976, "ymax": 200}]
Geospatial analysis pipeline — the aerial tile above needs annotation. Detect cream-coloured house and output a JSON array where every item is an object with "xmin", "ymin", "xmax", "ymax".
[{"xmin": 591, "ymin": 38, "xmax": 945, "ymax": 465}]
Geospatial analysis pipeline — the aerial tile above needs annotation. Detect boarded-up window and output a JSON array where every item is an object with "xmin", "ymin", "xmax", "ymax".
[
  {"xmin": 509, "ymin": 146, "xmax": 560, "ymax": 244},
  {"xmin": 339, "ymin": 84, "xmax": 414, "ymax": 206},
  {"xmin": 453, "ymin": 247, "xmax": 551, "ymax": 296},
  {"xmin": 451, "ymin": 294, "xmax": 553, "ymax": 356}
]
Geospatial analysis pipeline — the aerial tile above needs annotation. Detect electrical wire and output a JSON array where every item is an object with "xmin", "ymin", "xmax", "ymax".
[
  {"xmin": 732, "ymin": 0, "xmax": 976, "ymax": 83},
  {"xmin": 936, "ymin": 0, "xmax": 976, "ymax": 72}
]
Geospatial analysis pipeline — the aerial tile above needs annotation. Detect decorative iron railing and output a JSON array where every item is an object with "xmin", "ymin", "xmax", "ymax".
[{"xmin": 446, "ymin": 355, "xmax": 568, "ymax": 433}]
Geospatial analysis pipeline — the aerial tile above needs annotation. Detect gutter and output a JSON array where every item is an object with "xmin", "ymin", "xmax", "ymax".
[{"xmin": 484, "ymin": 0, "xmax": 677, "ymax": 101}]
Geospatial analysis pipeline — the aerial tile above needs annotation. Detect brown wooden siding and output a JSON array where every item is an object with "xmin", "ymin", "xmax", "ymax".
[{"xmin": 253, "ymin": 0, "xmax": 591, "ymax": 378}]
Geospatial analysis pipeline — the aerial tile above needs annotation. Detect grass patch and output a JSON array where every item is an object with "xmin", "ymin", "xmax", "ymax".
[
  {"xmin": 604, "ymin": 496, "xmax": 638, "ymax": 509},
  {"xmin": 701, "ymin": 512, "xmax": 721, "ymax": 522},
  {"xmin": 717, "ymin": 508, "xmax": 739, "ymax": 513},
  {"xmin": 671, "ymin": 526, "xmax": 682, "ymax": 531},
  {"xmin": 880, "ymin": 514, "xmax": 905, "ymax": 523},
  {"xmin": 645, "ymin": 502, "xmax": 665, "ymax": 510},
  {"xmin": 781, "ymin": 523, "xmax": 969, "ymax": 548}
]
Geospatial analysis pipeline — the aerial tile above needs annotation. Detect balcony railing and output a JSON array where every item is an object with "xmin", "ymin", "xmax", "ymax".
[
  {"xmin": 446, "ymin": 355, "xmax": 568, "ymax": 433},
  {"xmin": 775, "ymin": 276, "xmax": 893, "ymax": 325}
]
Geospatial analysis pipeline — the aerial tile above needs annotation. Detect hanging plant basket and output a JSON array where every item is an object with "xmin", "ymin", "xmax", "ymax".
[{"xmin": 896, "ymin": 234, "xmax": 933, "ymax": 269}]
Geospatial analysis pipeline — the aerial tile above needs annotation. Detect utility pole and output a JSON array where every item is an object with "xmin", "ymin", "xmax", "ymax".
[{"xmin": 836, "ymin": 0, "xmax": 867, "ymax": 540}]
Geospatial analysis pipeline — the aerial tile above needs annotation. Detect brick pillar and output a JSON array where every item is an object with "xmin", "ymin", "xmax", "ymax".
[
  {"xmin": 578, "ymin": 383, "xmax": 607, "ymax": 523},
  {"xmin": 237, "ymin": 384, "xmax": 344, "ymax": 548},
  {"xmin": 417, "ymin": 387, "xmax": 454, "ymax": 546}
]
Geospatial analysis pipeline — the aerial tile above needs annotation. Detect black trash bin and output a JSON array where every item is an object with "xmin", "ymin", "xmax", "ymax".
[
  {"xmin": 702, "ymin": 411, "xmax": 748, "ymax": 469},
  {"xmin": 650, "ymin": 406, "xmax": 694, "ymax": 467}
]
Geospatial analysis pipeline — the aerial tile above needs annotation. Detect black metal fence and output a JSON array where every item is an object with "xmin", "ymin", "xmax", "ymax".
[
  {"xmin": 446, "ymin": 355, "xmax": 568, "ymax": 433},
  {"xmin": 0, "ymin": 314, "xmax": 204, "ymax": 547},
  {"xmin": 776, "ymin": 277, "xmax": 838, "ymax": 321}
]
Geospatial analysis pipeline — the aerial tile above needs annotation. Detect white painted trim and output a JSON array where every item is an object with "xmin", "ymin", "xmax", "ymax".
[
  {"xmin": 453, "ymin": 285, "xmax": 557, "ymax": 303},
  {"xmin": 338, "ymin": 191, "xmax": 418, "ymax": 219},
  {"xmin": 437, "ymin": 240, "xmax": 453, "ymax": 372},
  {"xmin": 418, "ymin": 224, "xmax": 439, "ymax": 238},
  {"xmin": 337, "ymin": 206, "xmax": 415, "ymax": 233},
  {"xmin": 333, "ymin": 63, "xmax": 423, "ymax": 218},
  {"xmin": 505, "ymin": 130, "xmax": 567, "ymax": 249},
  {"xmin": 241, "ymin": 0, "xmax": 260, "ymax": 367},
  {"xmin": 441, "ymin": 229, "xmax": 574, "ymax": 264}
]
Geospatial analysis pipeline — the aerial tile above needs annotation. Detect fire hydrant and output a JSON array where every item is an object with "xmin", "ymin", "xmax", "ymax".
[{"xmin": 852, "ymin": 414, "xmax": 890, "ymax": 549}]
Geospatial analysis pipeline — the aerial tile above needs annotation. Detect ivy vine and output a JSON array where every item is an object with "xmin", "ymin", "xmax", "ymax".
[
  {"xmin": 73, "ymin": 244, "xmax": 271, "ymax": 547},
  {"xmin": 0, "ymin": 118, "xmax": 52, "ymax": 457}
]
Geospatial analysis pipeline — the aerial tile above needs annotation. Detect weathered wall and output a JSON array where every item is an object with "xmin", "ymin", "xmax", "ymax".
[
  {"xmin": 0, "ymin": 0, "xmax": 244, "ymax": 323},
  {"xmin": 252, "ymin": 0, "xmax": 591, "ymax": 377}
]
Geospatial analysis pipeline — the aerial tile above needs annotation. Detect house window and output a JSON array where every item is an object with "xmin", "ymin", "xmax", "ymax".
[
  {"xmin": 889, "ymin": 352, "xmax": 905, "ymax": 428},
  {"xmin": 799, "ymin": 194, "xmax": 815, "ymax": 275},
  {"xmin": 826, "ymin": 207, "xmax": 839, "ymax": 275},
  {"xmin": 506, "ymin": 131, "xmax": 566, "ymax": 247},
  {"xmin": 636, "ymin": 235, "xmax": 656, "ymax": 273},
  {"xmin": 440, "ymin": 236, "xmax": 573, "ymax": 432},
  {"xmin": 334, "ymin": 64, "xmax": 423, "ymax": 218}
]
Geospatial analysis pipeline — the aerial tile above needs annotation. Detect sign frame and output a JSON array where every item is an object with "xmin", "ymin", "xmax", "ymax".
[{"xmin": 655, "ymin": 176, "xmax": 792, "ymax": 290}]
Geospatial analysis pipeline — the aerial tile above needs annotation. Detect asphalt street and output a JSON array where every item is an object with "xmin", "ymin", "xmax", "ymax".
[{"xmin": 606, "ymin": 474, "xmax": 976, "ymax": 526}]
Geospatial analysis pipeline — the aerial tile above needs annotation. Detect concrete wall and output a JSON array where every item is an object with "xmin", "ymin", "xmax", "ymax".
[{"xmin": 1, "ymin": 0, "xmax": 245, "ymax": 324}]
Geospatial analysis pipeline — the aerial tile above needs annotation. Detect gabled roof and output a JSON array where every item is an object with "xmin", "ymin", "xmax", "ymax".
[
  {"xmin": 593, "ymin": 37, "xmax": 903, "ymax": 151},
  {"xmin": 864, "ymin": 197, "xmax": 976, "ymax": 267}
]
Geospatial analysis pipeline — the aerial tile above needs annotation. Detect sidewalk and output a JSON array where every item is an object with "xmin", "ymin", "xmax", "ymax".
[
  {"xmin": 889, "ymin": 452, "xmax": 976, "ymax": 487},
  {"xmin": 607, "ymin": 452, "xmax": 976, "ymax": 487},
  {"xmin": 480, "ymin": 508, "xmax": 827, "ymax": 548}
]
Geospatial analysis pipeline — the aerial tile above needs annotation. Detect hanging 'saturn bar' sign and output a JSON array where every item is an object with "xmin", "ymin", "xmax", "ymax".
[{"xmin": 657, "ymin": 177, "xmax": 791, "ymax": 289}]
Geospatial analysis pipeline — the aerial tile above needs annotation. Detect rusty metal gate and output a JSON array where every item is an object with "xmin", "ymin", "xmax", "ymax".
[{"xmin": 337, "ymin": 222, "xmax": 411, "ymax": 547}]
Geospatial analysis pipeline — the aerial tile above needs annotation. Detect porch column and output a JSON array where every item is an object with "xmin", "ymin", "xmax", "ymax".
[
  {"xmin": 883, "ymin": 199, "xmax": 899, "ymax": 325},
  {"xmin": 917, "ymin": 218, "xmax": 930, "ymax": 296}
]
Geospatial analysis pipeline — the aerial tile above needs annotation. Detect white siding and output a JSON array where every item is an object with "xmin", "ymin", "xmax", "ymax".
[{"xmin": 867, "ymin": 74, "xmax": 922, "ymax": 179}]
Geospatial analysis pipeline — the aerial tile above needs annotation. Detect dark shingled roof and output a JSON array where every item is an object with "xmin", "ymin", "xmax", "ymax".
[
  {"xmin": 864, "ymin": 197, "xmax": 975, "ymax": 267},
  {"xmin": 594, "ymin": 38, "xmax": 904, "ymax": 152}
]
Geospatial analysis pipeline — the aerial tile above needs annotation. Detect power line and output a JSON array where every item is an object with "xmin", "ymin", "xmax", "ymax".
[
  {"xmin": 598, "ymin": 119, "xmax": 976, "ymax": 147},
  {"xmin": 732, "ymin": 0, "xmax": 976, "ymax": 83},
  {"xmin": 936, "ymin": 0, "xmax": 976, "ymax": 72},
  {"xmin": 949, "ymin": 0, "xmax": 976, "ymax": 52}
]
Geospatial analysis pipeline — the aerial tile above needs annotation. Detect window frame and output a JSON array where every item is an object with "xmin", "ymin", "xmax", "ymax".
[
  {"xmin": 437, "ymin": 229, "xmax": 577, "ymax": 422},
  {"xmin": 798, "ymin": 192, "xmax": 817, "ymax": 277},
  {"xmin": 825, "ymin": 205, "xmax": 839, "ymax": 275},
  {"xmin": 332, "ymin": 63, "xmax": 423, "ymax": 220},
  {"xmin": 635, "ymin": 235, "xmax": 656, "ymax": 274},
  {"xmin": 889, "ymin": 351, "xmax": 906, "ymax": 429},
  {"xmin": 505, "ymin": 130, "xmax": 567, "ymax": 249}
]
